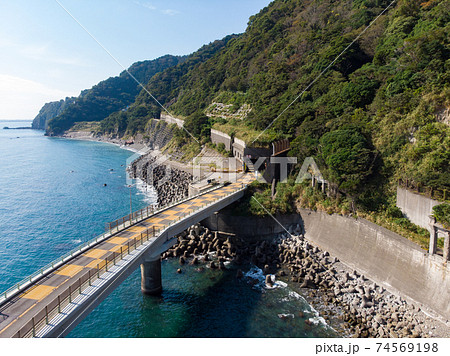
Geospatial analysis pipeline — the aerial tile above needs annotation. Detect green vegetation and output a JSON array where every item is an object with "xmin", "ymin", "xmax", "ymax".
[
  {"xmin": 46, "ymin": 55, "xmax": 184, "ymax": 135},
  {"xmin": 319, "ymin": 127, "xmax": 374, "ymax": 198},
  {"xmin": 68, "ymin": 121, "xmax": 101, "ymax": 133},
  {"xmin": 93, "ymin": 0, "xmax": 448, "ymax": 203},
  {"xmin": 35, "ymin": 0, "xmax": 448, "ymax": 247},
  {"xmin": 32, "ymin": 97, "xmax": 76, "ymax": 130},
  {"xmin": 432, "ymin": 203, "xmax": 450, "ymax": 229},
  {"xmin": 100, "ymin": 36, "xmax": 237, "ymax": 136}
]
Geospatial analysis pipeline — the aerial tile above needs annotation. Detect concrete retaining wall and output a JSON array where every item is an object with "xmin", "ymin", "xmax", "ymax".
[
  {"xmin": 201, "ymin": 212, "xmax": 301, "ymax": 240},
  {"xmin": 298, "ymin": 209, "xmax": 450, "ymax": 320},
  {"xmin": 211, "ymin": 129, "xmax": 232, "ymax": 151},
  {"xmin": 396, "ymin": 186, "xmax": 440, "ymax": 232},
  {"xmin": 205, "ymin": 208, "xmax": 450, "ymax": 320},
  {"xmin": 160, "ymin": 113, "xmax": 184, "ymax": 128}
]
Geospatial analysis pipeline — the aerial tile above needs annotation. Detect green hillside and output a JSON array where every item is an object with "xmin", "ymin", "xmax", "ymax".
[
  {"xmin": 99, "ymin": 0, "xmax": 448, "ymax": 207},
  {"xmin": 100, "ymin": 35, "xmax": 238, "ymax": 135},
  {"xmin": 32, "ymin": 96, "xmax": 77, "ymax": 130},
  {"xmin": 45, "ymin": 55, "xmax": 184, "ymax": 135}
]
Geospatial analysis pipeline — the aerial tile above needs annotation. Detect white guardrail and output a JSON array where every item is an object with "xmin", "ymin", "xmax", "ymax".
[{"xmin": 0, "ymin": 182, "xmax": 247, "ymax": 306}]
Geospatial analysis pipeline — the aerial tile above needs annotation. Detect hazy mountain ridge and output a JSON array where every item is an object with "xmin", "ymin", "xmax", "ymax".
[{"xmin": 43, "ymin": 55, "xmax": 185, "ymax": 135}]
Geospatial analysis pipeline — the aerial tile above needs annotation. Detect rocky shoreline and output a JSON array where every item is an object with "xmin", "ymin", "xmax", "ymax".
[
  {"xmin": 129, "ymin": 153, "xmax": 192, "ymax": 207},
  {"xmin": 59, "ymin": 130, "xmax": 449, "ymax": 338},
  {"xmin": 163, "ymin": 223, "xmax": 450, "ymax": 338}
]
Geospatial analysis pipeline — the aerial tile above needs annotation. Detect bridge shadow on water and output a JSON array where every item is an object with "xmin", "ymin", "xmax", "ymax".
[
  {"xmin": 69, "ymin": 254, "xmax": 337, "ymax": 337},
  {"xmin": 135, "ymin": 258, "xmax": 337, "ymax": 338},
  {"xmin": 137, "ymin": 260, "xmax": 262, "ymax": 338}
]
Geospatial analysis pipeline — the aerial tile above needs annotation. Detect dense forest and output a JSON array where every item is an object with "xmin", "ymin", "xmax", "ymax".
[
  {"xmin": 99, "ymin": 0, "xmax": 448, "ymax": 202},
  {"xmin": 43, "ymin": 55, "xmax": 184, "ymax": 135},
  {"xmin": 38, "ymin": 0, "xmax": 449, "ymax": 221},
  {"xmin": 99, "ymin": 35, "xmax": 238, "ymax": 135}
]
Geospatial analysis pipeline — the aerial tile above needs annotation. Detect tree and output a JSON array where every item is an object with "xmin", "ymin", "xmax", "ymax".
[
  {"xmin": 320, "ymin": 127, "xmax": 374, "ymax": 199},
  {"xmin": 183, "ymin": 112, "xmax": 211, "ymax": 139}
]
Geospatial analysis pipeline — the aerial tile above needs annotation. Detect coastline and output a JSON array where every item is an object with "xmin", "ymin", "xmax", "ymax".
[
  {"xmin": 56, "ymin": 129, "xmax": 450, "ymax": 338},
  {"xmin": 60, "ymin": 131, "xmax": 148, "ymax": 154}
]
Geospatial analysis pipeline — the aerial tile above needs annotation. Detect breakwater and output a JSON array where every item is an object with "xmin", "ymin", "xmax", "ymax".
[
  {"xmin": 162, "ymin": 221, "xmax": 447, "ymax": 337},
  {"xmin": 299, "ymin": 209, "xmax": 450, "ymax": 323},
  {"xmin": 129, "ymin": 153, "xmax": 192, "ymax": 207}
]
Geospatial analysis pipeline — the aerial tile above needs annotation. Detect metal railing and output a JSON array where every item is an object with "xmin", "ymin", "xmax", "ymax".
[
  {"xmin": 0, "ymin": 181, "xmax": 246, "ymax": 306},
  {"xmin": 9, "ymin": 182, "xmax": 247, "ymax": 338},
  {"xmin": 18, "ymin": 226, "xmax": 160, "ymax": 338}
]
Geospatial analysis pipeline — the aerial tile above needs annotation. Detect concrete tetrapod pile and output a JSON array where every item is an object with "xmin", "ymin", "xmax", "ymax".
[
  {"xmin": 129, "ymin": 153, "xmax": 193, "ymax": 207},
  {"xmin": 163, "ymin": 223, "xmax": 439, "ymax": 338}
]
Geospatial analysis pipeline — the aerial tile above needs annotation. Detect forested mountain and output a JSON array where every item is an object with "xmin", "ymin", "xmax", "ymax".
[
  {"xmin": 99, "ymin": 0, "xmax": 449, "ymax": 204},
  {"xmin": 44, "ymin": 55, "xmax": 184, "ymax": 135},
  {"xmin": 32, "ymin": 96, "xmax": 77, "ymax": 130},
  {"xmin": 100, "ymin": 35, "xmax": 238, "ymax": 135}
]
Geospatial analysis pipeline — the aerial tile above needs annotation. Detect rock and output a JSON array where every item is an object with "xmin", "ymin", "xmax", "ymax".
[
  {"xmin": 179, "ymin": 257, "xmax": 185, "ymax": 265},
  {"xmin": 374, "ymin": 314, "xmax": 386, "ymax": 325},
  {"xmin": 265, "ymin": 274, "xmax": 273, "ymax": 287},
  {"xmin": 177, "ymin": 268, "xmax": 182, "ymax": 274}
]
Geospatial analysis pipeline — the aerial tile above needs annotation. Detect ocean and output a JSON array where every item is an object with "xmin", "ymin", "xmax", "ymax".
[{"xmin": 0, "ymin": 121, "xmax": 338, "ymax": 338}]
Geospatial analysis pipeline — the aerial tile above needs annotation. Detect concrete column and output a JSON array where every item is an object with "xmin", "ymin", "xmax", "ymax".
[
  {"xmin": 141, "ymin": 255, "xmax": 162, "ymax": 296},
  {"xmin": 429, "ymin": 226, "xmax": 438, "ymax": 255},
  {"xmin": 443, "ymin": 232, "xmax": 450, "ymax": 262}
]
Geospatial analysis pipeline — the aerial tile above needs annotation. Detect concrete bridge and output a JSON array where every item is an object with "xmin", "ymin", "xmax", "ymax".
[{"xmin": 0, "ymin": 175, "xmax": 252, "ymax": 338}]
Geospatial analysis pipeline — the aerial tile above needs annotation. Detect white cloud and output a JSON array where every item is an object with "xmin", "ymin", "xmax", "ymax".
[
  {"xmin": 161, "ymin": 9, "xmax": 179, "ymax": 16},
  {"xmin": 0, "ymin": 74, "xmax": 77, "ymax": 119},
  {"xmin": 134, "ymin": 1, "xmax": 156, "ymax": 11},
  {"xmin": 133, "ymin": 2, "xmax": 179, "ymax": 16}
]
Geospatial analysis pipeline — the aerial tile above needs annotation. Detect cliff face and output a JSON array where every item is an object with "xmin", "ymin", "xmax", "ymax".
[{"xmin": 31, "ymin": 97, "xmax": 76, "ymax": 130}]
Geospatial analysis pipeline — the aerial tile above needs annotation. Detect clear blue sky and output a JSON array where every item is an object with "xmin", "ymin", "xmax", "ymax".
[{"xmin": 0, "ymin": 0, "xmax": 272, "ymax": 119}]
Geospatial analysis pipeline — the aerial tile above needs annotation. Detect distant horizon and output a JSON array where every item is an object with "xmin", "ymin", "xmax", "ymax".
[
  {"xmin": 0, "ymin": 1, "xmax": 272, "ymax": 120},
  {"xmin": 0, "ymin": 119, "xmax": 32, "ymax": 121}
]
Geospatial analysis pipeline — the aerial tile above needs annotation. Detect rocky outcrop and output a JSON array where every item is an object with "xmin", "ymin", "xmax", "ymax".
[
  {"xmin": 162, "ymin": 223, "xmax": 439, "ymax": 338},
  {"xmin": 32, "ymin": 97, "xmax": 76, "ymax": 130},
  {"xmin": 129, "ymin": 154, "xmax": 192, "ymax": 207}
]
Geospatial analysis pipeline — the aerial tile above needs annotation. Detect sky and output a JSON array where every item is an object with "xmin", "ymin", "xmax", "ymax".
[{"xmin": 0, "ymin": 0, "xmax": 272, "ymax": 120}]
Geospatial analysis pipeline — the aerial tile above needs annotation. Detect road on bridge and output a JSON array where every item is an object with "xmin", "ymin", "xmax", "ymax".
[{"xmin": 0, "ymin": 175, "xmax": 252, "ymax": 338}]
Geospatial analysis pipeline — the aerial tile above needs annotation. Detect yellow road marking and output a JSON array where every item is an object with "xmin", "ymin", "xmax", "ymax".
[
  {"xmin": 127, "ymin": 226, "xmax": 145, "ymax": 232},
  {"xmin": 110, "ymin": 246, "xmax": 123, "ymax": 254},
  {"xmin": 85, "ymin": 259, "xmax": 102, "ymax": 269},
  {"xmin": 21, "ymin": 285, "xmax": 55, "ymax": 300},
  {"xmin": 84, "ymin": 249, "xmax": 107, "ymax": 259},
  {"xmin": 108, "ymin": 236, "xmax": 129, "ymax": 245},
  {"xmin": 55, "ymin": 264, "xmax": 84, "ymax": 277}
]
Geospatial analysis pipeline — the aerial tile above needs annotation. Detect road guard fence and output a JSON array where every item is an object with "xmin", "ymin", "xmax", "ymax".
[{"xmin": 1, "ymin": 181, "xmax": 248, "ymax": 337}]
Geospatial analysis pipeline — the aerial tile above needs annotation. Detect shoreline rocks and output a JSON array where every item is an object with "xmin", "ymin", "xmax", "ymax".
[
  {"xmin": 129, "ymin": 153, "xmax": 192, "ymax": 207},
  {"xmin": 162, "ymin": 223, "xmax": 449, "ymax": 338}
]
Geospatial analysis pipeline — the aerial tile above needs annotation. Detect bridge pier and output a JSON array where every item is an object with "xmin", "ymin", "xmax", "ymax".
[{"xmin": 140, "ymin": 255, "xmax": 162, "ymax": 296}]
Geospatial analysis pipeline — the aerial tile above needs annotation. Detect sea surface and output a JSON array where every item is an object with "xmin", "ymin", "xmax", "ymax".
[{"xmin": 0, "ymin": 120, "xmax": 338, "ymax": 338}]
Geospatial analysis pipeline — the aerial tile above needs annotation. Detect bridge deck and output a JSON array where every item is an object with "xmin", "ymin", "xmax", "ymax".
[{"xmin": 0, "ymin": 176, "xmax": 251, "ymax": 338}]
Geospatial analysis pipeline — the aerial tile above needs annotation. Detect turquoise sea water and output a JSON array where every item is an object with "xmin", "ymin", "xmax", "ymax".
[{"xmin": 0, "ymin": 121, "xmax": 338, "ymax": 338}]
